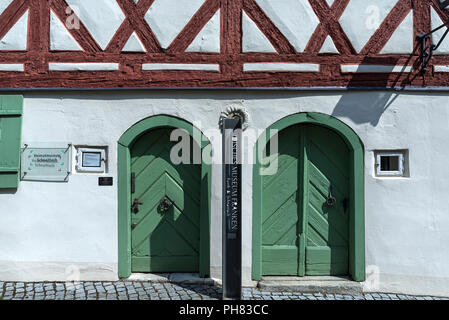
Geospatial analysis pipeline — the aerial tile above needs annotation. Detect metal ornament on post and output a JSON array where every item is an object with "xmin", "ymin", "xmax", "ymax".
[
  {"xmin": 417, "ymin": 0, "xmax": 449, "ymax": 73},
  {"xmin": 220, "ymin": 106, "xmax": 247, "ymax": 300}
]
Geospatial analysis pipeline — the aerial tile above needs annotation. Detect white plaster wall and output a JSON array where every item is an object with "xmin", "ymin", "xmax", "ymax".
[
  {"xmin": 0, "ymin": 90, "xmax": 449, "ymax": 296},
  {"xmin": 339, "ymin": 0, "xmax": 399, "ymax": 53}
]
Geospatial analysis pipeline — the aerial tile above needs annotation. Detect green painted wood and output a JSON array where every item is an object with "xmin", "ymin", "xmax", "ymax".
[
  {"xmin": 0, "ymin": 95, "xmax": 23, "ymax": 189},
  {"xmin": 261, "ymin": 125, "xmax": 301, "ymax": 275},
  {"xmin": 306, "ymin": 248, "xmax": 348, "ymax": 275},
  {"xmin": 253, "ymin": 112, "xmax": 365, "ymax": 282},
  {"xmin": 132, "ymin": 256, "xmax": 199, "ymax": 272},
  {"xmin": 298, "ymin": 127, "xmax": 307, "ymax": 276},
  {"xmin": 262, "ymin": 246, "xmax": 298, "ymax": 275},
  {"xmin": 130, "ymin": 128, "xmax": 200, "ymax": 273},
  {"xmin": 261, "ymin": 123, "xmax": 349, "ymax": 276},
  {"xmin": 304, "ymin": 124, "xmax": 349, "ymax": 276},
  {"xmin": 118, "ymin": 115, "xmax": 211, "ymax": 278},
  {"xmin": 118, "ymin": 143, "xmax": 132, "ymax": 278},
  {"xmin": 199, "ymin": 155, "xmax": 211, "ymax": 277}
]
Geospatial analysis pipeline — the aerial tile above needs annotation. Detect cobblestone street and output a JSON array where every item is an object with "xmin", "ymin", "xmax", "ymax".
[{"xmin": 0, "ymin": 281, "xmax": 447, "ymax": 301}]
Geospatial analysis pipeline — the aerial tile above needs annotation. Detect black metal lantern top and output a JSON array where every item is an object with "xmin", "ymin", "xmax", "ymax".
[
  {"xmin": 417, "ymin": 2, "xmax": 449, "ymax": 74},
  {"xmin": 439, "ymin": 0, "xmax": 449, "ymax": 10}
]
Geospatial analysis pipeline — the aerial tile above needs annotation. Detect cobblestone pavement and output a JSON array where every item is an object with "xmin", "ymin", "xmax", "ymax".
[{"xmin": 0, "ymin": 281, "xmax": 447, "ymax": 301}]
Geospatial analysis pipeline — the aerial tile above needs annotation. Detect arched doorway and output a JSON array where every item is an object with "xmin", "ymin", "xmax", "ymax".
[
  {"xmin": 252, "ymin": 113, "xmax": 365, "ymax": 281},
  {"xmin": 118, "ymin": 115, "xmax": 211, "ymax": 278}
]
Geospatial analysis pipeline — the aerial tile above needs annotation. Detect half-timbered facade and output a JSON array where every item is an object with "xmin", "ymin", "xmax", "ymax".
[{"xmin": 1, "ymin": 0, "xmax": 449, "ymax": 297}]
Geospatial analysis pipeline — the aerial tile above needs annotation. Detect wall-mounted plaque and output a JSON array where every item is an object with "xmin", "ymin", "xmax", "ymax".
[
  {"xmin": 20, "ymin": 143, "xmax": 72, "ymax": 182},
  {"xmin": 98, "ymin": 177, "xmax": 113, "ymax": 186}
]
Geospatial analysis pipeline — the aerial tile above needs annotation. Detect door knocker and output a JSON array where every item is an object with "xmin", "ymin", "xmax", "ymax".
[
  {"xmin": 326, "ymin": 185, "xmax": 337, "ymax": 207},
  {"xmin": 158, "ymin": 196, "xmax": 173, "ymax": 213}
]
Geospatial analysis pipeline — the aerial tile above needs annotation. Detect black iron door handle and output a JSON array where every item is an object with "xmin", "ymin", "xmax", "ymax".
[
  {"xmin": 326, "ymin": 185, "xmax": 337, "ymax": 207},
  {"xmin": 131, "ymin": 198, "xmax": 143, "ymax": 214}
]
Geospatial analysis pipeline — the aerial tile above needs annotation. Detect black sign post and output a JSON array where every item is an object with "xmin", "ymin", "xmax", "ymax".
[{"xmin": 222, "ymin": 117, "xmax": 242, "ymax": 300}]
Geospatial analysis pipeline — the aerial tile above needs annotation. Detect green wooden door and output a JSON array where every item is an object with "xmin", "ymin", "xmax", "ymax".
[
  {"xmin": 262, "ymin": 124, "xmax": 349, "ymax": 276},
  {"xmin": 130, "ymin": 128, "xmax": 201, "ymax": 273}
]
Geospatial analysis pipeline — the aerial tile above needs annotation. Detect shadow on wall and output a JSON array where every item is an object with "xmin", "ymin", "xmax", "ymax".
[
  {"xmin": 331, "ymin": 47, "xmax": 423, "ymax": 126},
  {"xmin": 332, "ymin": 91, "xmax": 400, "ymax": 126}
]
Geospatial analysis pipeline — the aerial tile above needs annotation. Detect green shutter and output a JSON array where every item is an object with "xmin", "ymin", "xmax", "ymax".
[{"xmin": 0, "ymin": 95, "xmax": 23, "ymax": 188}]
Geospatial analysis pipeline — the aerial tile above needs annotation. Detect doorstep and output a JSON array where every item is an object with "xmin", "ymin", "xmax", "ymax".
[
  {"xmin": 124, "ymin": 273, "xmax": 218, "ymax": 285},
  {"xmin": 258, "ymin": 276, "xmax": 363, "ymax": 295}
]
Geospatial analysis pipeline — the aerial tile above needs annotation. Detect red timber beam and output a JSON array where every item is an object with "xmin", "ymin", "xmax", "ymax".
[{"xmin": 0, "ymin": 0, "xmax": 447, "ymax": 87}]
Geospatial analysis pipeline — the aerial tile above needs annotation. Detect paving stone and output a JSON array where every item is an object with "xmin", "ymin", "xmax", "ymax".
[{"xmin": 0, "ymin": 281, "xmax": 446, "ymax": 301}]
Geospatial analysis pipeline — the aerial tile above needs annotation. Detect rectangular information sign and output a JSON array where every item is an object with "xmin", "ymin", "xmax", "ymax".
[
  {"xmin": 20, "ymin": 144, "xmax": 72, "ymax": 182},
  {"xmin": 222, "ymin": 118, "xmax": 242, "ymax": 300}
]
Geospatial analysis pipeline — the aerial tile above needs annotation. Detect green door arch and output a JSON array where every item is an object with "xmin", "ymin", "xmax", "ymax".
[
  {"xmin": 252, "ymin": 113, "xmax": 365, "ymax": 281},
  {"xmin": 118, "ymin": 115, "xmax": 211, "ymax": 278}
]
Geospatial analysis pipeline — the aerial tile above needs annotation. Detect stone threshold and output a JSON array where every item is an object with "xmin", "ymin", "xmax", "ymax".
[
  {"xmin": 124, "ymin": 273, "xmax": 219, "ymax": 286},
  {"xmin": 258, "ymin": 276, "xmax": 363, "ymax": 295}
]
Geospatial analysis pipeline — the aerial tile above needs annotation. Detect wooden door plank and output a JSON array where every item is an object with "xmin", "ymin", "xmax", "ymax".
[
  {"xmin": 298, "ymin": 126, "xmax": 308, "ymax": 277},
  {"xmin": 131, "ymin": 256, "xmax": 199, "ymax": 273},
  {"xmin": 304, "ymin": 124, "xmax": 350, "ymax": 276},
  {"xmin": 262, "ymin": 246, "xmax": 299, "ymax": 275},
  {"xmin": 261, "ymin": 125, "xmax": 301, "ymax": 276},
  {"xmin": 262, "ymin": 193, "xmax": 298, "ymax": 245}
]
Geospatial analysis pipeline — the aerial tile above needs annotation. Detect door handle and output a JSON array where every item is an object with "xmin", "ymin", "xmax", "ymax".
[
  {"xmin": 158, "ymin": 196, "xmax": 173, "ymax": 213},
  {"xmin": 131, "ymin": 172, "xmax": 136, "ymax": 194},
  {"xmin": 131, "ymin": 198, "xmax": 143, "ymax": 214},
  {"xmin": 326, "ymin": 185, "xmax": 337, "ymax": 207}
]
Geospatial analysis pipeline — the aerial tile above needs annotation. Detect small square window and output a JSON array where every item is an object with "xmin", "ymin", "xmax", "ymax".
[
  {"xmin": 82, "ymin": 152, "xmax": 102, "ymax": 168},
  {"xmin": 375, "ymin": 151, "xmax": 406, "ymax": 177},
  {"xmin": 76, "ymin": 147, "xmax": 107, "ymax": 173}
]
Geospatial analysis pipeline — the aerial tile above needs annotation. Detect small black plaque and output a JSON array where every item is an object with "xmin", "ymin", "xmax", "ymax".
[{"xmin": 98, "ymin": 177, "xmax": 113, "ymax": 186}]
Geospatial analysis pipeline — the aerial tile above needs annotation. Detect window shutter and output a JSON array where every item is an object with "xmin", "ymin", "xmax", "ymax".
[{"xmin": 0, "ymin": 95, "xmax": 23, "ymax": 188}]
